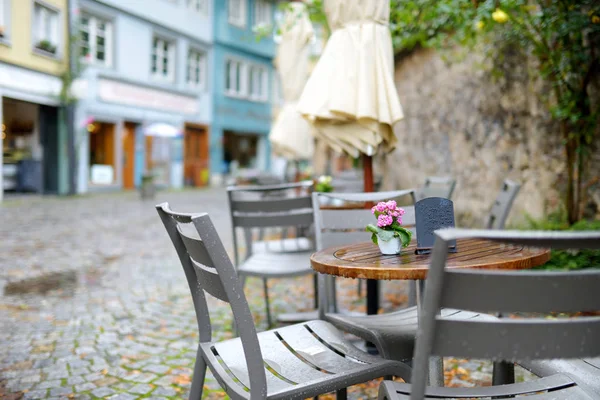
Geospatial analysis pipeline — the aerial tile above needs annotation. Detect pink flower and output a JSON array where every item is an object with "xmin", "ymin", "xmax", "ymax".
[
  {"xmin": 375, "ymin": 202, "xmax": 387, "ymax": 212},
  {"xmin": 377, "ymin": 214, "xmax": 393, "ymax": 227},
  {"xmin": 396, "ymin": 207, "xmax": 406, "ymax": 216},
  {"xmin": 397, "ymin": 216, "xmax": 403, "ymax": 225},
  {"xmin": 386, "ymin": 200, "xmax": 397, "ymax": 210}
]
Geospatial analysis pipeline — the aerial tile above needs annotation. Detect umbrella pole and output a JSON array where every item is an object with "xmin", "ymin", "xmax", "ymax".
[{"xmin": 363, "ymin": 155, "xmax": 380, "ymax": 329}]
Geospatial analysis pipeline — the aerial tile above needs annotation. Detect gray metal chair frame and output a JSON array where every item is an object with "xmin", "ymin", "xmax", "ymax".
[
  {"xmin": 485, "ymin": 179, "xmax": 521, "ymax": 230},
  {"xmin": 379, "ymin": 228, "xmax": 600, "ymax": 400},
  {"xmin": 227, "ymin": 181, "xmax": 316, "ymax": 328},
  {"xmin": 416, "ymin": 177, "xmax": 456, "ymax": 202},
  {"xmin": 156, "ymin": 203, "xmax": 412, "ymax": 400}
]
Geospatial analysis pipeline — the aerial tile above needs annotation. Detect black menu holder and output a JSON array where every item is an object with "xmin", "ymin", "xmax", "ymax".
[{"xmin": 415, "ymin": 197, "xmax": 457, "ymax": 255}]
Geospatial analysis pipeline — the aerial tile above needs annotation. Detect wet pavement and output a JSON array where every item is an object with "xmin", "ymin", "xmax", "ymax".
[{"xmin": 0, "ymin": 188, "xmax": 534, "ymax": 399}]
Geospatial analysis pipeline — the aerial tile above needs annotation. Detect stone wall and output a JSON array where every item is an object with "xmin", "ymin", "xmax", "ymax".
[{"xmin": 379, "ymin": 46, "xmax": 593, "ymax": 227}]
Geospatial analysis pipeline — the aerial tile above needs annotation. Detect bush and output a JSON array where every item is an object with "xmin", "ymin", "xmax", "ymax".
[{"xmin": 525, "ymin": 212, "xmax": 600, "ymax": 270}]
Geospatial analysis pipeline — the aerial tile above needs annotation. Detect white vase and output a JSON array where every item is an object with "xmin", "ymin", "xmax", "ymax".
[{"xmin": 377, "ymin": 237, "xmax": 402, "ymax": 255}]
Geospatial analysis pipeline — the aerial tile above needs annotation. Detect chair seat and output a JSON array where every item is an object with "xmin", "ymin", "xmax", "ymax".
[
  {"xmin": 201, "ymin": 320, "xmax": 411, "ymax": 400},
  {"xmin": 326, "ymin": 307, "xmax": 497, "ymax": 361},
  {"xmin": 519, "ymin": 357, "xmax": 600, "ymax": 397},
  {"xmin": 378, "ymin": 374, "xmax": 594, "ymax": 399},
  {"xmin": 251, "ymin": 237, "xmax": 314, "ymax": 254},
  {"xmin": 237, "ymin": 251, "xmax": 314, "ymax": 278}
]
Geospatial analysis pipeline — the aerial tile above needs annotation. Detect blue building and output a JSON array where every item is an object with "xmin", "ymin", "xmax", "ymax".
[
  {"xmin": 74, "ymin": 0, "xmax": 213, "ymax": 193},
  {"xmin": 211, "ymin": 0, "xmax": 276, "ymax": 184}
]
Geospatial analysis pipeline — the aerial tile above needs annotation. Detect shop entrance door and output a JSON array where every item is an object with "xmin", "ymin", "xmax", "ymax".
[
  {"xmin": 184, "ymin": 124, "xmax": 209, "ymax": 187},
  {"xmin": 122, "ymin": 122, "xmax": 136, "ymax": 189}
]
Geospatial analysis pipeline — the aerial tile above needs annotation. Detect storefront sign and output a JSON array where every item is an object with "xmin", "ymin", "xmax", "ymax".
[
  {"xmin": 0, "ymin": 64, "xmax": 61, "ymax": 99},
  {"xmin": 98, "ymin": 79, "xmax": 198, "ymax": 114}
]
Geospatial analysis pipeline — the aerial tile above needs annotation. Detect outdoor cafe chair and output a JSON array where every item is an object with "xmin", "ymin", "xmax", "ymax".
[
  {"xmin": 378, "ymin": 228, "xmax": 600, "ymax": 400},
  {"xmin": 227, "ymin": 181, "xmax": 316, "ymax": 328},
  {"xmin": 313, "ymin": 191, "xmax": 496, "ymax": 367},
  {"xmin": 415, "ymin": 176, "xmax": 456, "ymax": 202},
  {"xmin": 156, "ymin": 203, "xmax": 412, "ymax": 400},
  {"xmin": 484, "ymin": 179, "xmax": 521, "ymax": 230}
]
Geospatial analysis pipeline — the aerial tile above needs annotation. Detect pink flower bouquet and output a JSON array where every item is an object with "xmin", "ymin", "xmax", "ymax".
[{"xmin": 366, "ymin": 200, "xmax": 412, "ymax": 248}]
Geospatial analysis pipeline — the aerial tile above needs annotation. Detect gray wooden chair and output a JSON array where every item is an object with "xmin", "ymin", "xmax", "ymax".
[
  {"xmin": 156, "ymin": 203, "xmax": 412, "ymax": 400},
  {"xmin": 415, "ymin": 177, "xmax": 456, "ymax": 201},
  {"xmin": 227, "ymin": 181, "xmax": 316, "ymax": 328},
  {"xmin": 485, "ymin": 179, "xmax": 521, "ymax": 229},
  {"xmin": 313, "ymin": 193, "xmax": 495, "ymax": 370},
  {"xmin": 378, "ymin": 228, "xmax": 600, "ymax": 400}
]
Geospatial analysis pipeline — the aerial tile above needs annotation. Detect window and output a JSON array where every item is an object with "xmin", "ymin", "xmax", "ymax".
[
  {"xmin": 151, "ymin": 36, "xmax": 175, "ymax": 82},
  {"xmin": 0, "ymin": 0, "xmax": 9, "ymax": 41},
  {"xmin": 228, "ymin": 0, "xmax": 246, "ymax": 28},
  {"xmin": 187, "ymin": 0, "xmax": 207, "ymax": 14},
  {"xmin": 254, "ymin": 0, "xmax": 271, "ymax": 28},
  {"xmin": 187, "ymin": 49, "xmax": 206, "ymax": 89},
  {"xmin": 80, "ymin": 14, "xmax": 112, "ymax": 67},
  {"xmin": 248, "ymin": 65, "xmax": 267, "ymax": 101},
  {"xmin": 225, "ymin": 59, "xmax": 246, "ymax": 97},
  {"xmin": 33, "ymin": 2, "xmax": 59, "ymax": 56}
]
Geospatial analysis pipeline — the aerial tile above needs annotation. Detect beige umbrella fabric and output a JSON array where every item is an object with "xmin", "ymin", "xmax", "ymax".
[
  {"xmin": 269, "ymin": 2, "xmax": 315, "ymax": 160},
  {"xmin": 296, "ymin": 0, "xmax": 403, "ymax": 157}
]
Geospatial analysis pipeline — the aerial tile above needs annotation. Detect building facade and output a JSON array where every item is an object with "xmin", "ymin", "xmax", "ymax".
[
  {"xmin": 211, "ymin": 0, "xmax": 276, "ymax": 184},
  {"xmin": 74, "ymin": 0, "xmax": 213, "ymax": 193},
  {"xmin": 0, "ymin": 0, "xmax": 70, "ymax": 201}
]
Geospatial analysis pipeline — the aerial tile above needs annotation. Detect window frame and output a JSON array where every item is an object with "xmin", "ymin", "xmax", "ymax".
[
  {"xmin": 228, "ymin": 0, "xmax": 246, "ymax": 28},
  {"xmin": 248, "ymin": 64, "xmax": 268, "ymax": 102},
  {"xmin": 186, "ymin": 48, "xmax": 207, "ymax": 90},
  {"xmin": 32, "ymin": 1, "xmax": 61, "ymax": 58},
  {"xmin": 253, "ymin": 0, "xmax": 271, "ymax": 29},
  {"xmin": 151, "ymin": 35, "xmax": 176, "ymax": 83},
  {"xmin": 224, "ymin": 57, "xmax": 248, "ymax": 98},
  {"xmin": 79, "ymin": 13, "xmax": 113, "ymax": 67},
  {"xmin": 186, "ymin": 0, "xmax": 207, "ymax": 15}
]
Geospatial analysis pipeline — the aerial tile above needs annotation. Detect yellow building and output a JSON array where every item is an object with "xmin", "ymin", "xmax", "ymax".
[{"xmin": 0, "ymin": 0, "xmax": 69, "ymax": 200}]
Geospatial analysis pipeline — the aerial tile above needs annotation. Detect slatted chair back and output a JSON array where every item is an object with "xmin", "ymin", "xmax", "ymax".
[
  {"xmin": 409, "ymin": 228, "xmax": 600, "ymax": 400},
  {"xmin": 227, "ymin": 181, "xmax": 314, "ymax": 266},
  {"xmin": 156, "ymin": 203, "xmax": 268, "ymax": 399},
  {"xmin": 417, "ymin": 176, "xmax": 456, "ymax": 201},
  {"xmin": 485, "ymin": 179, "xmax": 521, "ymax": 229},
  {"xmin": 312, "ymin": 190, "xmax": 417, "ymax": 317}
]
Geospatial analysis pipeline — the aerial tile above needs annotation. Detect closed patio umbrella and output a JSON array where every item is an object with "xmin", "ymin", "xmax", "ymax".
[
  {"xmin": 269, "ymin": 2, "xmax": 315, "ymax": 162},
  {"xmin": 297, "ymin": 0, "xmax": 403, "ymax": 189}
]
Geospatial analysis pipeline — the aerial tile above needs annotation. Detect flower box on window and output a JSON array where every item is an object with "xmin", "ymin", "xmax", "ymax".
[{"xmin": 35, "ymin": 40, "xmax": 56, "ymax": 55}]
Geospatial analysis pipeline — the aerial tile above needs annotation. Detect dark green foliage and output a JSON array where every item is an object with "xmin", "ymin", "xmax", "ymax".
[{"xmin": 526, "ymin": 212, "xmax": 600, "ymax": 270}]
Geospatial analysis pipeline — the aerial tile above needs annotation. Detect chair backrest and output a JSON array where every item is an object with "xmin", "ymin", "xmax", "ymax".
[
  {"xmin": 156, "ymin": 203, "xmax": 267, "ymax": 399},
  {"xmin": 416, "ymin": 176, "xmax": 456, "ymax": 201},
  {"xmin": 227, "ymin": 181, "xmax": 314, "ymax": 265},
  {"xmin": 409, "ymin": 228, "xmax": 600, "ymax": 400},
  {"xmin": 312, "ymin": 190, "xmax": 417, "ymax": 317},
  {"xmin": 312, "ymin": 189, "xmax": 417, "ymax": 251},
  {"xmin": 485, "ymin": 179, "xmax": 521, "ymax": 229}
]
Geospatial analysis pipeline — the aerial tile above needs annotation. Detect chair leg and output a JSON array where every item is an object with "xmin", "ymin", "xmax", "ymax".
[
  {"xmin": 336, "ymin": 388, "xmax": 347, "ymax": 399},
  {"xmin": 313, "ymin": 274, "xmax": 319, "ymax": 309},
  {"xmin": 189, "ymin": 346, "xmax": 207, "ymax": 400},
  {"xmin": 263, "ymin": 278, "xmax": 273, "ymax": 328}
]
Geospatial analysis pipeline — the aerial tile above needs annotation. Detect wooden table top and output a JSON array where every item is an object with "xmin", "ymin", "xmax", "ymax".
[{"xmin": 310, "ymin": 239, "xmax": 551, "ymax": 280}]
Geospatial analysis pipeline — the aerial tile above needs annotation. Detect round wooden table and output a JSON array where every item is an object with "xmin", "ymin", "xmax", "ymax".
[{"xmin": 310, "ymin": 238, "xmax": 551, "ymax": 281}]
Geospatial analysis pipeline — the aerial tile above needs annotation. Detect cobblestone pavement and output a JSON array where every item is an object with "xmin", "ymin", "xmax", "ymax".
[{"xmin": 0, "ymin": 189, "xmax": 534, "ymax": 399}]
